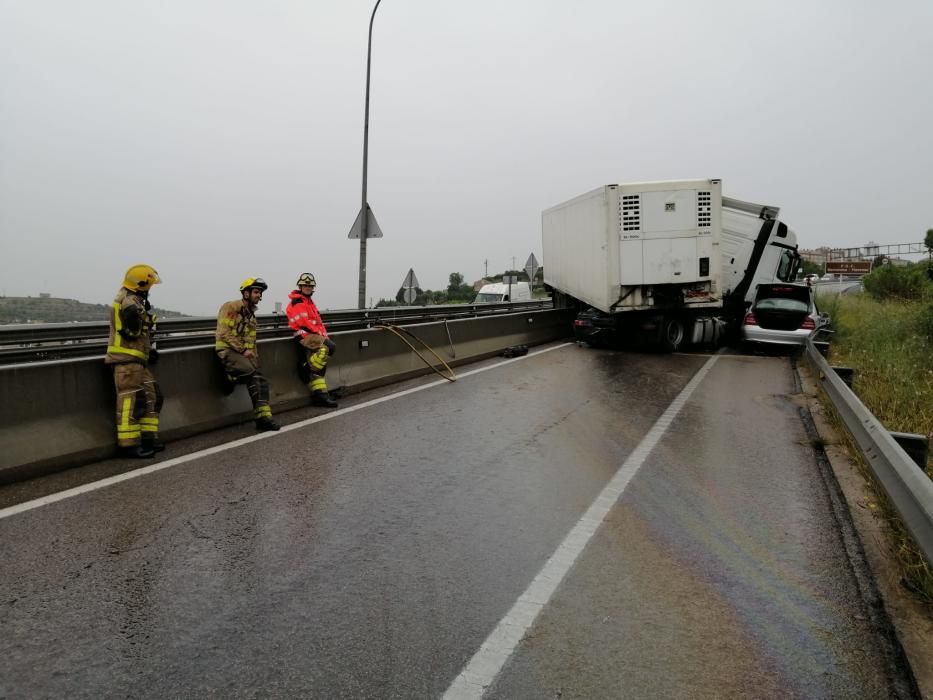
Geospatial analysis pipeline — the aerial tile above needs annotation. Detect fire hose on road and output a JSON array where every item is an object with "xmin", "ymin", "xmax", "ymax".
[{"xmin": 374, "ymin": 323, "xmax": 457, "ymax": 382}]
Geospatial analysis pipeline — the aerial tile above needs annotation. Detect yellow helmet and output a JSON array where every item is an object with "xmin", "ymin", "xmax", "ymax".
[
  {"xmin": 239, "ymin": 277, "xmax": 268, "ymax": 293},
  {"xmin": 296, "ymin": 273, "xmax": 316, "ymax": 287},
  {"xmin": 123, "ymin": 264, "xmax": 161, "ymax": 291}
]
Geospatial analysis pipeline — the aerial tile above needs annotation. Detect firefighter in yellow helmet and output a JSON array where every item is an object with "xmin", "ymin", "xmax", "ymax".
[
  {"xmin": 215, "ymin": 278, "xmax": 280, "ymax": 431},
  {"xmin": 104, "ymin": 264, "xmax": 164, "ymax": 458}
]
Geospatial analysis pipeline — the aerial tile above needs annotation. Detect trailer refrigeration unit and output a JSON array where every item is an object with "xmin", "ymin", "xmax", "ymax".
[{"xmin": 542, "ymin": 179, "xmax": 801, "ymax": 351}]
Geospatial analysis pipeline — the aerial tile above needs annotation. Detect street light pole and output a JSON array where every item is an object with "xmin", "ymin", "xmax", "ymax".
[{"xmin": 357, "ymin": 0, "xmax": 383, "ymax": 309}]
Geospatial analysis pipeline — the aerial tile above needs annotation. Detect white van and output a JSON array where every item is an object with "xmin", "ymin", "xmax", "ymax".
[{"xmin": 473, "ymin": 282, "xmax": 532, "ymax": 303}]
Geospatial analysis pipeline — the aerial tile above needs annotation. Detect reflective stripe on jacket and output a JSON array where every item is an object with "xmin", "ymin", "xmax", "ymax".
[
  {"xmin": 105, "ymin": 288, "xmax": 152, "ymax": 364},
  {"xmin": 216, "ymin": 299, "xmax": 258, "ymax": 356},
  {"xmin": 286, "ymin": 290, "xmax": 327, "ymax": 339}
]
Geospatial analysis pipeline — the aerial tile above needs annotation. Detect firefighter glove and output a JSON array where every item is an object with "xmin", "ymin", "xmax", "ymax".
[
  {"xmin": 148, "ymin": 348, "xmax": 159, "ymax": 365},
  {"xmin": 324, "ymin": 338, "xmax": 337, "ymax": 356}
]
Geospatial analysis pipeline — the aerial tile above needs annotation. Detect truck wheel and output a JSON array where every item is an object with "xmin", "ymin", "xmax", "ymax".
[{"xmin": 659, "ymin": 317, "xmax": 685, "ymax": 353}]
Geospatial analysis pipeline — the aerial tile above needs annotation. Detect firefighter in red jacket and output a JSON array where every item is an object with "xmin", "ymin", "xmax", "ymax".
[{"xmin": 286, "ymin": 273, "xmax": 338, "ymax": 408}]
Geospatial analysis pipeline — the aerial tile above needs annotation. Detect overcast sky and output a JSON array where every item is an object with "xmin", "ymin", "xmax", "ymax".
[{"xmin": 1, "ymin": 0, "xmax": 931, "ymax": 315}]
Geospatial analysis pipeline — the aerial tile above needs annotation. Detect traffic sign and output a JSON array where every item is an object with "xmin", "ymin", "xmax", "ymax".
[
  {"xmin": 523, "ymin": 253, "xmax": 540, "ymax": 284},
  {"xmin": 348, "ymin": 205, "xmax": 384, "ymax": 239},
  {"xmin": 401, "ymin": 268, "xmax": 420, "ymax": 304},
  {"xmin": 825, "ymin": 261, "xmax": 872, "ymax": 276}
]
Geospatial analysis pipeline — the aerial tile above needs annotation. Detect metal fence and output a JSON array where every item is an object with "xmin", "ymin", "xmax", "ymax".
[
  {"xmin": 0, "ymin": 300, "xmax": 551, "ymax": 364},
  {"xmin": 805, "ymin": 338, "xmax": 933, "ymax": 564}
]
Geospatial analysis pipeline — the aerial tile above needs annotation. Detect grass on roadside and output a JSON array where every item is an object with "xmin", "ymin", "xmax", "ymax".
[
  {"xmin": 815, "ymin": 292, "xmax": 933, "ymax": 604},
  {"xmin": 819, "ymin": 294, "xmax": 933, "ymax": 465}
]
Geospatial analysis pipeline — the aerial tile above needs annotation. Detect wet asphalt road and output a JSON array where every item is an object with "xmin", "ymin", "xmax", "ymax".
[{"xmin": 0, "ymin": 343, "xmax": 912, "ymax": 698}]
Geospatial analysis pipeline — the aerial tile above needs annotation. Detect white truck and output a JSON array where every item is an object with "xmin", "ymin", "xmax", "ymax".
[
  {"xmin": 542, "ymin": 179, "xmax": 801, "ymax": 350},
  {"xmin": 473, "ymin": 281, "xmax": 532, "ymax": 303}
]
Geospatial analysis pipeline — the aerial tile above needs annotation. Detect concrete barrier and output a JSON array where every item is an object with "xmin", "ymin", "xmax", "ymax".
[{"xmin": 0, "ymin": 310, "xmax": 573, "ymax": 483}]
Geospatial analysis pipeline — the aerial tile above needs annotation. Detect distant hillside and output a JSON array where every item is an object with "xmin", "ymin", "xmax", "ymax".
[{"xmin": 0, "ymin": 296, "xmax": 188, "ymax": 325}]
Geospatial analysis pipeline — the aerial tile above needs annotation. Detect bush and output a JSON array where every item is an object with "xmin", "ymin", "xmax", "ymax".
[{"xmin": 862, "ymin": 263, "xmax": 933, "ymax": 303}]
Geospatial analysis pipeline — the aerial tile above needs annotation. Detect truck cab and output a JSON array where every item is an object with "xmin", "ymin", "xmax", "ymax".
[
  {"xmin": 741, "ymin": 223, "xmax": 801, "ymax": 300},
  {"xmin": 720, "ymin": 198, "xmax": 800, "ymax": 306}
]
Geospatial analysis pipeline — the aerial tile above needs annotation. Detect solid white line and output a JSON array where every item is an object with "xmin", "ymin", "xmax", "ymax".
[
  {"xmin": 0, "ymin": 343, "xmax": 574, "ymax": 521},
  {"xmin": 442, "ymin": 349, "xmax": 723, "ymax": 700}
]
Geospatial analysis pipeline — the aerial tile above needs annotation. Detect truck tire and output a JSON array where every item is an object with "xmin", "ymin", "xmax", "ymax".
[{"xmin": 659, "ymin": 316, "xmax": 685, "ymax": 353}]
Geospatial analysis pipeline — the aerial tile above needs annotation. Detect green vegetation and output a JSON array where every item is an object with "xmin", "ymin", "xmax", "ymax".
[
  {"xmin": 0, "ymin": 296, "xmax": 187, "ymax": 324},
  {"xmin": 861, "ymin": 263, "xmax": 933, "ymax": 305},
  {"xmin": 444, "ymin": 272, "xmax": 477, "ymax": 303},
  {"xmin": 818, "ymin": 264, "xmax": 933, "ymax": 602},
  {"xmin": 825, "ymin": 297, "xmax": 932, "ymax": 450}
]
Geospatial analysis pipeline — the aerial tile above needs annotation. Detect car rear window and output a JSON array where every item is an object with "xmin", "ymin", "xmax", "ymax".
[{"xmin": 755, "ymin": 298, "xmax": 809, "ymax": 313}]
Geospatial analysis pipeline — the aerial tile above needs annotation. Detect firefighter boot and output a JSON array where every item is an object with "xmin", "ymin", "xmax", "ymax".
[
  {"xmin": 255, "ymin": 417, "xmax": 281, "ymax": 432},
  {"xmin": 141, "ymin": 435, "xmax": 165, "ymax": 453},
  {"xmin": 311, "ymin": 390, "xmax": 338, "ymax": 408},
  {"xmin": 118, "ymin": 444, "xmax": 155, "ymax": 459}
]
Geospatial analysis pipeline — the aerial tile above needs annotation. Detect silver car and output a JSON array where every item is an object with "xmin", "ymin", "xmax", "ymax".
[{"xmin": 742, "ymin": 283, "xmax": 829, "ymax": 348}]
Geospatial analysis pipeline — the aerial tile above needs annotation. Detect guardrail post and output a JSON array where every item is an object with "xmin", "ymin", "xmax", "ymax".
[
  {"xmin": 831, "ymin": 366, "xmax": 856, "ymax": 389},
  {"xmin": 890, "ymin": 432, "xmax": 930, "ymax": 473}
]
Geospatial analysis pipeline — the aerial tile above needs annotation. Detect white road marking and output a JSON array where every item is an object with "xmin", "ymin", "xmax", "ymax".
[
  {"xmin": 0, "ymin": 343, "xmax": 574, "ymax": 521},
  {"xmin": 443, "ymin": 350, "xmax": 723, "ymax": 699}
]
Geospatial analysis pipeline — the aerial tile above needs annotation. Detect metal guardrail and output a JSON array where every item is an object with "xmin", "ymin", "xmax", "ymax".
[
  {"xmin": 0, "ymin": 301, "xmax": 551, "ymax": 364},
  {"xmin": 806, "ymin": 338, "xmax": 933, "ymax": 564}
]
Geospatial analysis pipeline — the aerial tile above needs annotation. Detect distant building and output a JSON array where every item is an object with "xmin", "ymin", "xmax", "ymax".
[
  {"xmin": 799, "ymin": 247, "xmax": 835, "ymax": 265},
  {"xmin": 39, "ymin": 292, "xmax": 51, "ymax": 299}
]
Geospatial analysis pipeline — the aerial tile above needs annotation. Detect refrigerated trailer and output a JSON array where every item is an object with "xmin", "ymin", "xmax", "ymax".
[{"xmin": 542, "ymin": 179, "xmax": 801, "ymax": 350}]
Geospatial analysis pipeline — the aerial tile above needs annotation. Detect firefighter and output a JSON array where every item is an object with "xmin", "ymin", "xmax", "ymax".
[
  {"xmin": 286, "ymin": 273, "xmax": 338, "ymax": 408},
  {"xmin": 105, "ymin": 264, "xmax": 164, "ymax": 458},
  {"xmin": 215, "ymin": 277, "xmax": 280, "ymax": 431}
]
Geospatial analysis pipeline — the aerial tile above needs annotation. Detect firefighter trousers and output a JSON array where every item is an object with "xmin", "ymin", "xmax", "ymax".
[
  {"xmin": 216, "ymin": 349, "xmax": 272, "ymax": 420},
  {"xmin": 112, "ymin": 362, "xmax": 162, "ymax": 447},
  {"xmin": 298, "ymin": 334, "xmax": 329, "ymax": 394}
]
